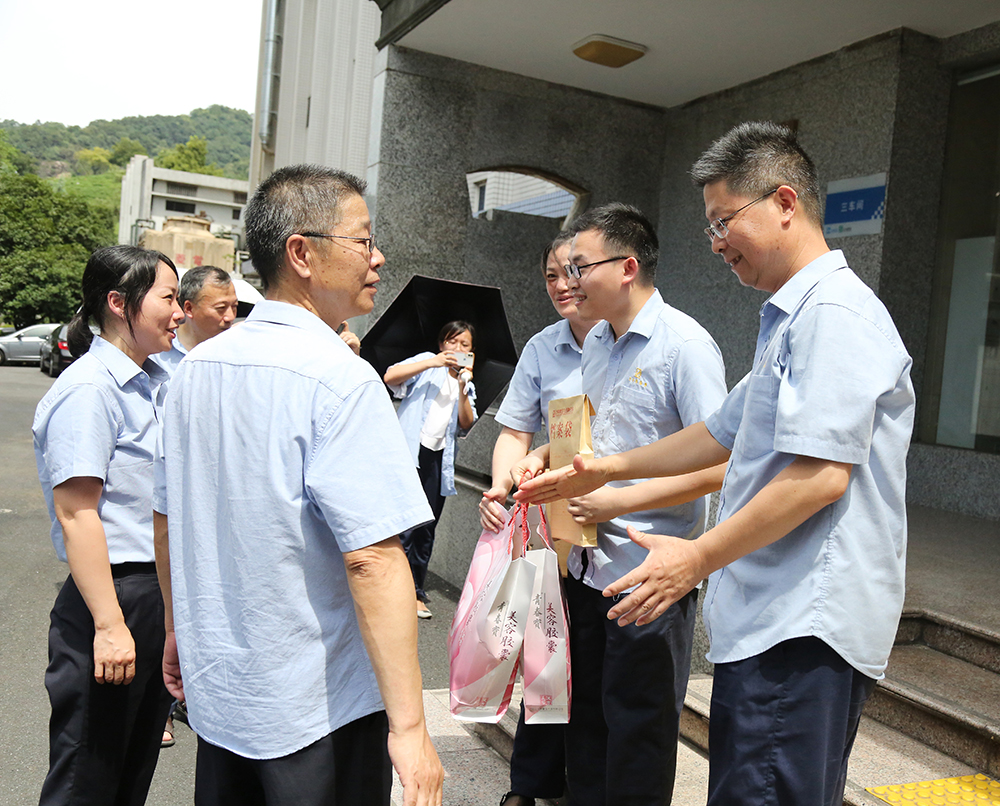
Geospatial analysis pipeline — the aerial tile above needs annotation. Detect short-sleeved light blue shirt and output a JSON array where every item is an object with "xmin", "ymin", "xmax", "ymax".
[
  {"xmin": 148, "ymin": 338, "xmax": 187, "ymax": 375},
  {"xmin": 569, "ymin": 291, "xmax": 728, "ymax": 590},
  {"xmin": 154, "ymin": 300, "xmax": 433, "ymax": 759},
  {"xmin": 703, "ymin": 250, "xmax": 915, "ymax": 679},
  {"xmin": 495, "ymin": 318, "xmax": 583, "ymax": 436},
  {"xmin": 387, "ymin": 353, "xmax": 477, "ymax": 497},
  {"xmin": 33, "ymin": 336, "xmax": 170, "ymax": 564}
]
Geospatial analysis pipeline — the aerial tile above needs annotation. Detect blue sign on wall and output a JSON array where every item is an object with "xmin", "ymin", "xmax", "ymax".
[{"xmin": 823, "ymin": 173, "xmax": 886, "ymax": 238}]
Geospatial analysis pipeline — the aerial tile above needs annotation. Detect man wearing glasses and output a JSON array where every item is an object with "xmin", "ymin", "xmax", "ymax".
[
  {"xmin": 153, "ymin": 165, "xmax": 444, "ymax": 806},
  {"xmin": 520, "ymin": 202, "xmax": 727, "ymax": 805},
  {"xmin": 517, "ymin": 122, "xmax": 915, "ymax": 806}
]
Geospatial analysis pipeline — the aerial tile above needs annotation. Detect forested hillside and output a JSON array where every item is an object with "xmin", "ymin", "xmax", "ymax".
[{"xmin": 1, "ymin": 105, "xmax": 252, "ymax": 180}]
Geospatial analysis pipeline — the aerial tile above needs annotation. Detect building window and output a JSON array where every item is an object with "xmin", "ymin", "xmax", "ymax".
[
  {"xmin": 166, "ymin": 182, "xmax": 198, "ymax": 197},
  {"xmin": 234, "ymin": 191, "xmax": 247, "ymax": 204},
  {"xmin": 466, "ymin": 170, "xmax": 582, "ymax": 221},
  {"xmin": 475, "ymin": 181, "xmax": 487, "ymax": 214},
  {"xmin": 166, "ymin": 200, "xmax": 197, "ymax": 215},
  {"xmin": 232, "ymin": 209, "xmax": 241, "ymax": 221},
  {"xmin": 923, "ymin": 65, "xmax": 1000, "ymax": 453}
]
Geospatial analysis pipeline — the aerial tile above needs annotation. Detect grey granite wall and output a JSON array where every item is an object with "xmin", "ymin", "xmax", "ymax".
[
  {"xmin": 655, "ymin": 28, "xmax": 1000, "ymax": 526},
  {"xmin": 656, "ymin": 31, "xmax": 906, "ymax": 387},
  {"xmin": 907, "ymin": 444, "xmax": 1000, "ymax": 522},
  {"xmin": 366, "ymin": 45, "xmax": 668, "ymax": 591}
]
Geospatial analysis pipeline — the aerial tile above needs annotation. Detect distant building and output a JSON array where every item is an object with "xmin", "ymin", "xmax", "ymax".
[
  {"xmin": 139, "ymin": 216, "xmax": 236, "ymax": 274},
  {"xmin": 249, "ymin": 0, "xmax": 381, "ymax": 188},
  {"xmin": 119, "ymin": 155, "xmax": 249, "ymax": 250}
]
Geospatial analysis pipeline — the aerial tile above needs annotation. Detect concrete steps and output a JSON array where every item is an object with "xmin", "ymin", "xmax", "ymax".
[
  {"xmin": 865, "ymin": 610, "xmax": 1000, "ymax": 780},
  {"xmin": 680, "ymin": 609, "xmax": 1000, "ymax": 805}
]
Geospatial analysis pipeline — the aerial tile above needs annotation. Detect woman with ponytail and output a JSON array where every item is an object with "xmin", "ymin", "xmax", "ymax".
[{"xmin": 32, "ymin": 245, "xmax": 184, "ymax": 806}]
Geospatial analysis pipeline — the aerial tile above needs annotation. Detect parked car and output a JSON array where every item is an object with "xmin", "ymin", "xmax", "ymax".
[
  {"xmin": 0, "ymin": 323, "xmax": 59, "ymax": 365},
  {"xmin": 39, "ymin": 324, "xmax": 75, "ymax": 377}
]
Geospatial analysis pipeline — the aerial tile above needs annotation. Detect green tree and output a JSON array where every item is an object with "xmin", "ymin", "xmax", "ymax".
[
  {"xmin": 109, "ymin": 137, "xmax": 147, "ymax": 167},
  {"xmin": 0, "ymin": 129, "xmax": 35, "ymax": 175},
  {"xmin": 0, "ymin": 244, "xmax": 90, "ymax": 326},
  {"xmin": 73, "ymin": 146, "xmax": 113, "ymax": 175},
  {"xmin": 2, "ymin": 106, "xmax": 252, "ymax": 180},
  {"xmin": 155, "ymin": 135, "xmax": 223, "ymax": 176},
  {"xmin": 0, "ymin": 174, "xmax": 115, "ymax": 325}
]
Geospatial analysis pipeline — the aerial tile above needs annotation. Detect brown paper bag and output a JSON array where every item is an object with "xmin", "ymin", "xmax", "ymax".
[{"xmin": 545, "ymin": 394, "xmax": 598, "ymax": 552}]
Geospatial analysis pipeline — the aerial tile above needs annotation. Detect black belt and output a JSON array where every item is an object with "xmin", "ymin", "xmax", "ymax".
[{"xmin": 110, "ymin": 562, "xmax": 157, "ymax": 578}]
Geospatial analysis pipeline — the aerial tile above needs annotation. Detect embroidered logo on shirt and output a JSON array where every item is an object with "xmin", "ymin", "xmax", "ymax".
[{"xmin": 627, "ymin": 368, "xmax": 649, "ymax": 389}]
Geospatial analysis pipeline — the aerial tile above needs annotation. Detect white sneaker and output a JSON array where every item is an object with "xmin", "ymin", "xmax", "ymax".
[{"xmin": 417, "ymin": 601, "xmax": 432, "ymax": 619}]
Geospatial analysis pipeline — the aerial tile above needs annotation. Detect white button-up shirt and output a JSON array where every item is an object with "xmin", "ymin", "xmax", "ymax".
[
  {"xmin": 704, "ymin": 250, "xmax": 915, "ymax": 679},
  {"xmin": 154, "ymin": 300, "xmax": 432, "ymax": 759}
]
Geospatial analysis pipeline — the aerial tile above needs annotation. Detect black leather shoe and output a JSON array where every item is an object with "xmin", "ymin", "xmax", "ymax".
[{"xmin": 500, "ymin": 793, "xmax": 535, "ymax": 806}]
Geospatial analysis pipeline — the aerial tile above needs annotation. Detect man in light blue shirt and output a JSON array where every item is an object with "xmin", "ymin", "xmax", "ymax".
[
  {"xmin": 150, "ymin": 266, "xmax": 238, "ymax": 375},
  {"xmin": 153, "ymin": 165, "xmax": 444, "ymax": 806},
  {"xmin": 527, "ymin": 204, "xmax": 727, "ymax": 806},
  {"xmin": 517, "ymin": 123, "xmax": 915, "ymax": 806}
]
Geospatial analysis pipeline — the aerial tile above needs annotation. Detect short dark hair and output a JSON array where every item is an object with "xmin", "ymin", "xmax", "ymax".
[
  {"xmin": 68, "ymin": 245, "xmax": 177, "ymax": 357},
  {"xmin": 244, "ymin": 165, "xmax": 367, "ymax": 291},
  {"xmin": 178, "ymin": 266, "xmax": 233, "ymax": 305},
  {"xmin": 568, "ymin": 203, "xmax": 658, "ymax": 284},
  {"xmin": 690, "ymin": 121, "xmax": 823, "ymax": 225},
  {"xmin": 540, "ymin": 230, "xmax": 574, "ymax": 274},
  {"xmin": 437, "ymin": 320, "xmax": 475, "ymax": 349}
]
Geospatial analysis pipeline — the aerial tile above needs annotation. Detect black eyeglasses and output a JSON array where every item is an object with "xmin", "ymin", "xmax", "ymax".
[
  {"xmin": 704, "ymin": 189, "xmax": 778, "ymax": 241},
  {"xmin": 299, "ymin": 232, "xmax": 376, "ymax": 253},
  {"xmin": 563, "ymin": 256, "xmax": 631, "ymax": 279}
]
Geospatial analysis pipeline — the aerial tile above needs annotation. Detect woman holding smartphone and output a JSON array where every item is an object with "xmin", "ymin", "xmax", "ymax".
[
  {"xmin": 384, "ymin": 320, "xmax": 477, "ymax": 618},
  {"xmin": 33, "ymin": 245, "xmax": 183, "ymax": 805}
]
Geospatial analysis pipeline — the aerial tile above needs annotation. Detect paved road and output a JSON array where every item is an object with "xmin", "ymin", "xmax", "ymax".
[{"xmin": 0, "ymin": 365, "xmax": 466, "ymax": 806}]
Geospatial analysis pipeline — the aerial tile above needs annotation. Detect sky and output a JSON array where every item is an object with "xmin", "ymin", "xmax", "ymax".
[{"xmin": 0, "ymin": 0, "xmax": 265, "ymax": 127}]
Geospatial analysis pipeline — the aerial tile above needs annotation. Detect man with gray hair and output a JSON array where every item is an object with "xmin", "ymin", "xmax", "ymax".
[
  {"xmin": 151, "ymin": 266, "xmax": 238, "ymax": 374},
  {"xmin": 154, "ymin": 164, "xmax": 444, "ymax": 805},
  {"xmin": 517, "ymin": 122, "xmax": 914, "ymax": 806}
]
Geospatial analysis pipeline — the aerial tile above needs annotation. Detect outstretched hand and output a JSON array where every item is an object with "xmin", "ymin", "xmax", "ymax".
[
  {"xmin": 567, "ymin": 485, "xmax": 619, "ymax": 525},
  {"xmin": 603, "ymin": 526, "xmax": 707, "ymax": 627},
  {"xmin": 513, "ymin": 453, "xmax": 609, "ymax": 504}
]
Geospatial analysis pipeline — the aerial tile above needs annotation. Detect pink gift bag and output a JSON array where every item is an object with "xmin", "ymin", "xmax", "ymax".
[
  {"xmin": 520, "ymin": 505, "xmax": 571, "ymax": 724},
  {"xmin": 449, "ymin": 503, "xmax": 536, "ymax": 722}
]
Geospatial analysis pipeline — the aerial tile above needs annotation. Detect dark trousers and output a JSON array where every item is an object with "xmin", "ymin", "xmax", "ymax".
[
  {"xmin": 508, "ymin": 703, "xmax": 566, "ymax": 799},
  {"xmin": 707, "ymin": 636, "xmax": 876, "ymax": 806},
  {"xmin": 40, "ymin": 567, "xmax": 172, "ymax": 806},
  {"xmin": 400, "ymin": 445, "xmax": 446, "ymax": 600},
  {"xmin": 194, "ymin": 710, "xmax": 392, "ymax": 806},
  {"xmin": 564, "ymin": 575, "xmax": 697, "ymax": 806}
]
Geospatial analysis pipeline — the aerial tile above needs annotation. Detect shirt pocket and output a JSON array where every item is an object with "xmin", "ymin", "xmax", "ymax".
[
  {"xmin": 732, "ymin": 372, "xmax": 777, "ymax": 460},
  {"xmin": 609, "ymin": 384, "xmax": 659, "ymax": 451}
]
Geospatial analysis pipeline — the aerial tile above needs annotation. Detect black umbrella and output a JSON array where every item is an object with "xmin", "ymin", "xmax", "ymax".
[{"xmin": 360, "ymin": 275, "xmax": 518, "ymax": 422}]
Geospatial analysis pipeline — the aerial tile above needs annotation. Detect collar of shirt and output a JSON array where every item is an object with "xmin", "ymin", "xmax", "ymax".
[
  {"xmin": 591, "ymin": 289, "xmax": 664, "ymax": 347},
  {"xmin": 764, "ymin": 249, "xmax": 849, "ymax": 316},
  {"xmin": 247, "ymin": 299, "xmax": 349, "ymax": 351},
  {"xmin": 554, "ymin": 318, "xmax": 584, "ymax": 355},
  {"xmin": 754, "ymin": 251, "xmax": 849, "ymax": 365},
  {"xmin": 89, "ymin": 335, "xmax": 169, "ymax": 392}
]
